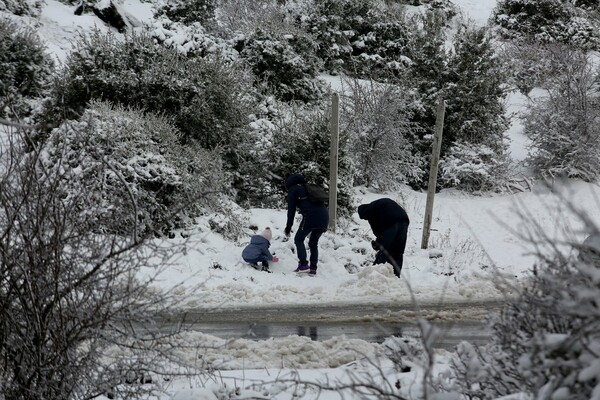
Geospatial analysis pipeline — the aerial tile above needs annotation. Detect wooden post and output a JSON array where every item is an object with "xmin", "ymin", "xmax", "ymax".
[
  {"xmin": 421, "ymin": 97, "xmax": 445, "ymax": 249},
  {"xmin": 329, "ymin": 92, "xmax": 340, "ymax": 232}
]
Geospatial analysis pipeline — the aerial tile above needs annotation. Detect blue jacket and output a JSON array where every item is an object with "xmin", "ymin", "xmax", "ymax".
[
  {"xmin": 242, "ymin": 235, "xmax": 273, "ymax": 262},
  {"xmin": 285, "ymin": 174, "xmax": 329, "ymax": 231}
]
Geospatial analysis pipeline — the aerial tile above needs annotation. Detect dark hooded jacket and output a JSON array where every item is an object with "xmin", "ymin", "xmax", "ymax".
[
  {"xmin": 242, "ymin": 234, "xmax": 273, "ymax": 262},
  {"xmin": 285, "ymin": 174, "xmax": 328, "ymax": 231},
  {"xmin": 357, "ymin": 198, "xmax": 409, "ymax": 238}
]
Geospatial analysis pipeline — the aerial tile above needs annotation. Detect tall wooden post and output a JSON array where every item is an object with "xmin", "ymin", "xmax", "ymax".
[
  {"xmin": 329, "ymin": 92, "xmax": 340, "ymax": 232},
  {"xmin": 421, "ymin": 97, "xmax": 445, "ymax": 249}
]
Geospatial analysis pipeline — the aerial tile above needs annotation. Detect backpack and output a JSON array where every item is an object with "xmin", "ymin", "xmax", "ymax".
[{"xmin": 303, "ymin": 183, "xmax": 329, "ymax": 204}]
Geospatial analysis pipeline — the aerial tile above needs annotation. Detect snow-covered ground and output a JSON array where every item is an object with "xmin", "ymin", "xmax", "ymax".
[
  {"xmin": 153, "ymin": 179, "xmax": 600, "ymax": 314},
  {"xmin": 3, "ymin": 0, "xmax": 599, "ymax": 398}
]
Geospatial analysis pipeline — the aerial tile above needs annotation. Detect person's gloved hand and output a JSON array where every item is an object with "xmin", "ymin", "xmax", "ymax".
[
  {"xmin": 371, "ymin": 240, "xmax": 380, "ymax": 250},
  {"xmin": 284, "ymin": 226, "xmax": 291, "ymax": 237},
  {"xmin": 272, "ymin": 256, "xmax": 280, "ymax": 262}
]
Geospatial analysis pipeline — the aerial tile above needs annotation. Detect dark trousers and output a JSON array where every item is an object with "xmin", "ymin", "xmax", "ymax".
[
  {"xmin": 295, "ymin": 225, "xmax": 326, "ymax": 268},
  {"xmin": 374, "ymin": 220, "xmax": 409, "ymax": 277}
]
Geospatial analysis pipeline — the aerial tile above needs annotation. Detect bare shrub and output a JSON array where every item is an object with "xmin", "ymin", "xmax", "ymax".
[
  {"xmin": 0, "ymin": 125, "xmax": 212, "ymax": 399},
  {"xmin": 450, "ymin": 186, "xmax": 600, "ymax": 399},
  {"xmin": 340, "ymin": 77, "xmax": 425, "ymax": 190},
  {"xmin": 524, "ymin": 47, "xmax": 600, "ymax": 181}
]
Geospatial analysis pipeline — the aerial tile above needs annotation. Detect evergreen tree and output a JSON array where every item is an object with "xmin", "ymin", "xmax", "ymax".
[
  {"xmin": 0, "ymin": 17, "xmax": 53, "ymax": 119},
  {"xmin": 444, "ymin": 26, "xmax": 509, "ymax": 154},
  {"xmin": 234, "ymin": 29, "xmax": 324, "ymax": 103}
]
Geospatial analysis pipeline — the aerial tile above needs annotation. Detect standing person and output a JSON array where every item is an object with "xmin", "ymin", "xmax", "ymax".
[
  {"xmin": 242, "ymin": 227, "xmax": 279, "ymax": 272},
  {"xmin": 284, "ymin": 174, "xmax": 329, "ymax": 276},
  {"xmin": 357, "ymin": 198, "xmax": 410, "ymax": 278}
]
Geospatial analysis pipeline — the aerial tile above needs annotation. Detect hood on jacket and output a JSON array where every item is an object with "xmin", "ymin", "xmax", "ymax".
[
  {"xmin": 250, "ymin": 234, "xmax": 270, "ymax": 246},
  {"xmin": 285, "ymin": 174, "xmax": 306, "ymax": 190},
  {"xmin": 357, "ymin": 203, "xmax": 372, "ymax": 220}
]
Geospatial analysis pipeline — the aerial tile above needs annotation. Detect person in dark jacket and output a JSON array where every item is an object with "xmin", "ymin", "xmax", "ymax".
[
  {"xmin": 358, "ymin": 198, "xmax": 410, "ymax": 278},
  {"xmin": 242, "ymin": 227, "xmax": 279, "ymax": 272},
  {"xmin": 284, "ymin": 174, "xmax": 329, "ymax": 276}
]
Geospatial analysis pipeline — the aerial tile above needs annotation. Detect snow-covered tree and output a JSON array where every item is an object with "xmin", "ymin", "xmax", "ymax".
[
  {"xmin": 524, "ymin": 47, "xmax": 600, "ymax": 182},
  {"xmin": 0, "ymin": 17, "xmax": 53, "ymax": 120},
  {"xmin": 291, "ymin": 0, "xmax": 414, "ymax": 79},
  {"xmin": 443, "ymin": 25, "xmax": 509, "ymax": 154},
  {"xmin": 234, "ymin": 29, "xmax": 324, "ymax": 103},
  {"xmin": 406, "ymin": 17, "xmax": 510, "ymax": 191},
  {"xmin": 492, "ymin": 0, "xmax": 600, "ymax": 50}
]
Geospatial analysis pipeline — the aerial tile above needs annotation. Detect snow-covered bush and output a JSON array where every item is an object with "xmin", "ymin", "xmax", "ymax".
[
  {"xmin": 217, "ymin": 0, "xmax": 296, "ymax": 36},
  {"xmin": 148, "ymin": 18, "xmax": 238, "ymax": 59},
  {"xmin": 154, "ymin": 0, "xmax": 216, "ymax": 25},
  {"xmin": 42, "ymin": 101, "xmax": 225, "ymax": 236},
  {"xmin": 44, "ymin": 30, "xmax": 253, "ymax": 165},
  {"xmin": 234, "ymin": 30, "xmax": 324, "ymax": 103},
  {"xmin": 341, "ymin": 77, "xmax": 425, "ymax": 189},
  {"xmin": 440, "ymin": 142, "xmax": 510, "ymax": 192},
  {"xmin": 0, "ymin": 124, "xmax": 207, "ymax": 400},
  {"xmin": 451, "ymin": 214, "xmax": 600, "ymax": 399},
  {"xmin": 524, "ymin": 49, "xmax": 600, "ymax": 182},
  {"xmin": 492, "ymin": 0, "xmax": 600, "ymax": 50},
  {"xmin": 447, "ymin": 194, "xmax": 600, "ymax": 398},
  {"xmin": 0, "ymin": 17, "xmax": 53, "ymax": 119},
  {"xmin": 291, "ymin": 0, "xmax": 414, "ymax": 78},
  {"xmin": 0, "ymin": 0, "xmax": 42, "ymax": 16}
]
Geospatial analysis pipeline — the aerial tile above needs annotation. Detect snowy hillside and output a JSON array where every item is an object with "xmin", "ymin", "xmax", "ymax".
[
  {"xmin": 2, "ymin": 0, "xmax": 598, "ymax": 312},
  {"xmin": 2, "ymin": 1, "xmax": 600, "ymax": 399}
]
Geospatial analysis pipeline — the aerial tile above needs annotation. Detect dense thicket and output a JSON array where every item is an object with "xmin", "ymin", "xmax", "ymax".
[
  {"xmin": 492, "ymin": 0, "xmax": 600, "ymax": 50},
  {"xmin": 42, "ymin": 30, "xmax": 253, "ymax": 166}
]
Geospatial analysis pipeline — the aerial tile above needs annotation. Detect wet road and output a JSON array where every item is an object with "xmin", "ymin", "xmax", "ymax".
[{"xmin": 157, "ymin": 300, "xmax": 502, "ymax": 350}]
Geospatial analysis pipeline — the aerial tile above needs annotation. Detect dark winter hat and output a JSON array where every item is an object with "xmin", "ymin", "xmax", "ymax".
[
  {"xmin": 357, "ymin": 204, "xmax": 371, "ymax": 220},
  {"xmin": 285, "ymin": 174, "xmax": 306, "ymax": 190},
  {"xmin": 261, "ymin": 227, "xmax": 272, "ymax": 241}
]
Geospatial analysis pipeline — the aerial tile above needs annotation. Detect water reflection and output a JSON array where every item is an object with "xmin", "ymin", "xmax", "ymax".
[
  {"xmin": 296, "ymin": 326, "xmax": 318, "ymax": 340},
  {"xmin": 179, "ymin": 321, "xmax": 488, "ymax": 350}
]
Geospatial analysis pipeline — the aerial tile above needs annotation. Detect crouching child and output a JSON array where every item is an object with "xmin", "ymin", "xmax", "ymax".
[{"xmin": 242, "ymin": 227, "xmax": 279, "ymax": 272}]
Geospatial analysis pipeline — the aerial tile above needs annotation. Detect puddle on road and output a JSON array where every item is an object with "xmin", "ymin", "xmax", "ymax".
[{"xmin": 182, "ymin": 321, "xmax": 489, "ymax": 350}]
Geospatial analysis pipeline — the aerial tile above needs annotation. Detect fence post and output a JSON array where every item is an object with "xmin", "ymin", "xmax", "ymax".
[
  {"xmin": 329, "ymin": 92, "xmax": 339, "ymax": 232},
  {"xmin": 421, "ymin": 97, "xmax": 445, "ymax": 249}
]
